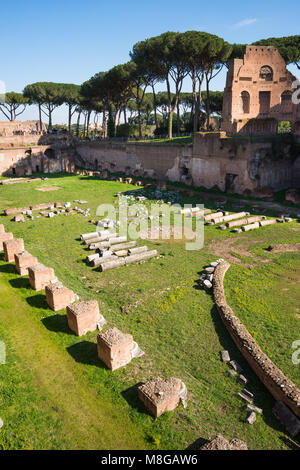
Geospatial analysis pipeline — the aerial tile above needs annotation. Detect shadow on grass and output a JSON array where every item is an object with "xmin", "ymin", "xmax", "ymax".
[
  {"xmin": 186, "ymin": 437, "xmax": 208, "ymax": 450},
  {"xmin": 210, "ymin": 304, "xmax": 284, "ymax": 434},
  {"xmin": 67, "ymin": 341, "xmax": 107, "ymax": 369},
  {"xmin": 0, "ymin": 263, "xmax": 16, "ymax": 274},
  {"xmin": 121, "ymin": 382, "xmax": 150, "ymax": 416},
  {"xmin": 9, "ymin": 277, "xmax": 31, "ymax": 290},
  {"xmin": 26, "ymin": 294, "xmax": 48, "ymax": 309},
  {"xmin": 42, "ymin": 313, "xmax": 74, "ymax": 335}
]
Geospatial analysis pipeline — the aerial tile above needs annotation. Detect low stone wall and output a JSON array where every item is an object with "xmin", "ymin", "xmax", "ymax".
[{"xmin": 213, "ymin": 260, "xmax": 300, "ymax": 419}]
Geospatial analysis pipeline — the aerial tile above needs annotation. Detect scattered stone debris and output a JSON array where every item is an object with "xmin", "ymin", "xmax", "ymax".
[
  {"xmin": 238, "ymin": 390, "xmax": 254, "ymax": 404},
  {"xmin": 246, "ymin": 411, "xmax": 256, "ymax": 424},
  {"xmin": 0, "ymin": 418, "xmax": 3, "ymax": 429},
  {"xmin": 228, "ymin": 370, "xmax": 237, "ymax": 378},
  {"xmin": 221, "ymin": 350, "xmax": 230, "ymax": 362},
  {"xmin": 229, "ymin": 360, "xmax": 243, "ymax": 373},
  {"xmin": 237, "ymin": 374, "xmax": 248, "ymax": 386},
  {"xmin": 247, "ymin": 404, "xmax": 263, "ymax": 415},
  {"xmin": 200, "ymin": 434, "xmax": 248, "ymax": 450},
  {"xmin": 14, "ymin": 214, "xmax": 25, "ymax": 223},
  {"xmin": 198, "ymin": 259, "xmax": 224, "ymax": 290}
]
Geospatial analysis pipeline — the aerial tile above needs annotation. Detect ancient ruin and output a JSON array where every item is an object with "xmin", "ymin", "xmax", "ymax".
[
  {"xmin": 97, "ymin": 327, "xmax": 137, "ymax": 370},
  {"xmin": 45, "ymin": 282, "xmax": 78, "ymax": 312},
  {"xmin": 3, "ymin": 238, "xmax": 24, "ymax": 262},
  {"xmin": 138, "ymin": 377, "xmax": 187, "ymax": 418},
  {"xmin": 28, "ymin": 263, "xmax": 56, "ymax": 291},
  {"xmin": 222, "ymin": 46, "xmax": 300, "ymax": 135},
  {"xmin": 14, "ymin": 251, "xmax": 38, "ymax": 275},
  {"xmin": 66, "ymin": 300, "xmax": 100, "ymax": 336}
]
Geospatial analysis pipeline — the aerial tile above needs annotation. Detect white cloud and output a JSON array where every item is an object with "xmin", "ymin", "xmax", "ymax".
[{"xmin": 232, "ymin": 18, "xmax": 258, "ymax": 29}]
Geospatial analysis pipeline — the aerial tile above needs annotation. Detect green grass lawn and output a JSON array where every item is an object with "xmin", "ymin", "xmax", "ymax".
[
  {"xmin": 0, "ymin": 173, "xmax": 299, "ymax": 450},
  {"xmin": 134, "ymin": 136, "xmax": 193, "ymax": 145}
]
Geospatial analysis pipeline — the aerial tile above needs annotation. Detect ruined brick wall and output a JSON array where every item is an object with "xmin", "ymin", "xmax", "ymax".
[
  {"xmin": 0, "ymin": 120, "xmax": 46, "ymax": 137},
  {"xmin": 222, "ymin": 46, "xmax": 297, "ymax": 135},
  {"xmin": 213, "ymin": 260, "xmax": 300, "ymax": 419},
  {"xmin": 76, "ymin": 133, "xmax": 299, "ymax": 194},
  {"xmin": 0, "ymin": 145, "xmax": 75, "ymax": 176}
]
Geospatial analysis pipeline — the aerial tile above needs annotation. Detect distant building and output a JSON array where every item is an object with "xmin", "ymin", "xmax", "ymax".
[
  {"xmin": 221, "ymin": 46, "xmax": 300, "ymax": 135},
  {"xmin": 0, "ymin": 120, "xmax": 46, "ymax": 136}
]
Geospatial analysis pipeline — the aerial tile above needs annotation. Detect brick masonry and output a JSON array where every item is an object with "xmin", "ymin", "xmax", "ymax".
[
  {"xmin": 28, "ymin": 263, "xmax": 56, "ymax": 291},
  {"xmin": 3, "ymin": 238, "xmax": 24, "ymax": 262},
  {"xmin": 97, "ymin": 327, "xmax": 134, "ymax": 371},
  {"xmin": 45, "ymin": 282, "xmax": 77, "ymax": 311},
  {"xmin": 14, "ymin": 251, "xmax": 38, "ymax": 275},
  {"xmin": 66, "ymin": 300, "xmax": 99, "ymax": 336},
  {"xmin": 0, "ymin": 232, "xmax": 13, "ymax": 250},
  {"xmin": 138, "ymin": 377, "xmax": 183, "ymax": 418}
]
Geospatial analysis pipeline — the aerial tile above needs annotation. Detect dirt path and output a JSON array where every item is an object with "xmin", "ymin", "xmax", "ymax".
[
  {"xmin": 207, "ymin": 237, "xmax": 271, "ymax": 266},
  {"xmin": 0, "ymin": 273, "xmax": 148, "ymax": 450}
]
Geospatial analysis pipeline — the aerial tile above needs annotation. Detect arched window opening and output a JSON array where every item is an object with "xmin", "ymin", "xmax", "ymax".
[{"xmin": 260, "ymin": 66, "xmax": 273, "ymax": 81}]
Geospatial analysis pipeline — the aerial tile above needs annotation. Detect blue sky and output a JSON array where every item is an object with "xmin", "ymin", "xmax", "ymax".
[{"xmin": 1, "ymin": 0, "xmax": 299, "ymax": 123}]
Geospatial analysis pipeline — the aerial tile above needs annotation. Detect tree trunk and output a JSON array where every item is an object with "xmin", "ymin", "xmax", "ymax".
[
  {"xmin": 68, "ymin": 104, "xmax": 72, "ymax": 134},
  {"xmin": 123, "ymin": 108, "xmax": 127, "ymax": 124},
  {"xmin": 205, "ymin": 74, "xmax": 211, "ymax": 131},
  {"xmin": 38, "ymin": 104, "xmax": 42, "ymax": 132},
  {"xmin": 137, "ymin": 105, "xmax": 142, "ymax": 139},
  {"xmin": 152, "ymin": 84, "xmax": 158, "ymax": 129},
  {"xmin": 103, "ymin": 109, "xmax": 107, "ymax": 138},
  {"xmin": 177, "ymin": 101, "xmax": 180, "ymax": 135},
  {"xmin": 86, "ymin": 110, "xmax": 91, "ymax": 137},
  {"xmin": 76, "ymin": 111, "xmax": 81, "ymax": 137},
  {"xmin": 48, "ymin": 105, "xmax": 52, "ymax": 130},
  {"xmin": 192, "ymin": 73, "xmax": 198, "ymax": 133}
]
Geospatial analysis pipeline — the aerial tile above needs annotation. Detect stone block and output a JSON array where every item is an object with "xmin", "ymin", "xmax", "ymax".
[
  {"xmin": 246, "ymin": 411, "xmax": 256, "ymax": 424},
  {"xmin": 97, "ymin": 327, "xmax": 134, "ymax": 370},
  {"xmin": 28, "ymin": 263, "xmax": 56, "ymax": 291},
  {"xmin": 14, "ymin": 214, "xmax": 25, "ymax": 222},
  {"xmin": 221, "ymin": 350, "xmax": 230, "ymax": 362},
  {"xmin": 45, "ymin": 281, "xmax": 78, "ymax": 311},
  {"xmin": 0, "ymin": 232, "xmax": 13, "ymax": 250},
  {"xmin": 67, "ymin": 300, "xmax": 99, "ymax": 336},
  {"xmin": 3, "ymin": 238, "xmax": 24, "ymax": 262},
  {"xmin": 0, "ymin": 224, "xmax": 5, "ymax": 234},
  {"xmin": 14, "ymin": 251, "xmax": 38, "ymax": 275},
  {"xmin": 138, "ymin": 377, "xmax": 185, "ymax": 418}
]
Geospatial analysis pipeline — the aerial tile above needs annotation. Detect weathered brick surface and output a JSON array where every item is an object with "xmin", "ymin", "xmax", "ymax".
[
  {"xmin": 28, "ymin": 263, "xmax": 56, "ymax": 291},
  {"xmin": 213, "ymin": 261, "xmax": 300, "ymax": 419},
  {"xmin": 0, "ymin": 224, "xmax": 4, "ymax": 234},
  {"xmin": 222, "ymin": 46, "xmax": 298, "ymax": 135},
  {"xmin": 3, "ymin": 238, "xmax": 24, "ymax": 262},
  {"xmin": 66, "ymin": 300, "xmax": 99, "ymax": 336},
  {"xmin": 14, "ymin": 251, "xmax": 38, "ymax": 275},
  {"xmin": 97, "ymin": 327, "xmax": 133, "ymax": 370},
  {"xmin": 0, "ymin": 232, "xmax": 13, "ymax": 250},
  {"xmin": 138, "ymin": 377, "xmax": 182, "ymax": 418},
  {"xmin": 45, "ymin": 282, "xmax": 77, "ymax": 311}
]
